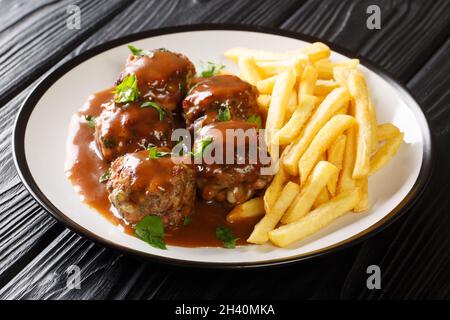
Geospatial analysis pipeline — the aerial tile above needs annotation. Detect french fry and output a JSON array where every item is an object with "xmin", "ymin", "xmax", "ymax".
[
  {"xmin": 287, "ymin": 90, "xmax": 298, "ymax": 116},
  {"xmin": 298, "ymin": 114, "xmax": 357, "ymax": 186},
  {"xmin": 282, "ymin": 88, "xmax": 350, "ymax": 176},
  {"xmin": 314, "ymin": 80, "xmax": 339, "ymax": 96},
  {"xmin": 248, "ymin": 182, "xmax": 300, "ymax": 244},
  {"xmin": 257, "ymin": 94, "xmax": 271, "ymax": 114},
  {"xmin": 238, "ymin": 55, "xmax": 262, "ymax": 85},
  {"xmin": 297, "ymin": 42, "xmax": 331, "ymax": 62},
  {"xmin": 337, "ymin": 127, "xmax": 357, "ymax": 194},
  {"xmin": 327, "ymin": 134, "xmax": 347, "ymax": 196},
  {"xmin": 274, "ymin": 95, "xmax": 316, "ymax": 145},
  {"xmin": 377, "ymin": 123, "xmax": 400, "ymax": 141},
  {"xmin": 298, "ymin": 65, "xmax": 318, "ymax": 99},
  {"xmin": 265, "ymin": 70, "xmax": 296, "ymax": 150},
  {"xmin": 370, "ymin": 132, "xmax": 404, "ymax": 175},
  {"xmin": 256, "ymin": 74, "xmax": 279, "ymax": 94},
  {"xmin": 333, "ymin": 66, "xmax": 352, "ymax": 87},
  {"xmin": 269, "ymin": 189, "xmax": 361, "ymax": 247},
  {"xmin": 283, "ymin": 161, "xmax": 337, "ymax": 224},
  {"xmin": 315, "ymin": 59, "xmax": 359, "ymax": 79},
  {"xmin": 256, "ymin": 56, "xmax": 306, "ymax": 78},
  {"xmin": 263, "ymin": 165, "xmax": 288, "ymax": 212},
  {"xmin": 354, "ymin": 178, "xmax": 369, "ymax": 212},
  {"xmin": 313, "ymin": 187, "xmax": 330, "ymax": 208},
  {"xmin": 368, "ymin": 99, "xmax": 378, "ymax": 153},
  {"xmin": 348, "ymin": 70, "xmax": 373, "ymax": 179},
  {"xmin": 226, "ymin": 197, "xmax": 265, "ymax": 223}
]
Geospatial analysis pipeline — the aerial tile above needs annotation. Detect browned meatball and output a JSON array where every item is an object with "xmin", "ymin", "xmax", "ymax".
[
  {"xmin": 194, "ymin": 120, "xmax": 273, "ymax": 205},
  {"xmin": 182, "ymin": 75, "xmax": 260, "ymax": 131},
  {"xmin": 95, "ymin": 101, "xmax": 174, "ymax": 162},
  {"xmin": 118, "ymin": 49, "xmax": 195, "ymax": 112},
  {"xmin": 107, "ymin": 150, "xmax": 196, "ymax": 227}
]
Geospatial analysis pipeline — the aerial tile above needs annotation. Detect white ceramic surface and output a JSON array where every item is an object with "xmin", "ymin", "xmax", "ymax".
[{"xmin": 15, "ymin": 29, "xmax": 429, "ymax": 266}]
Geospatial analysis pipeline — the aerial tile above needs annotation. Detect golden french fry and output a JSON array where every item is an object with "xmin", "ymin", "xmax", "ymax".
[
  {"xmin": 263, "ymin": 165, "xmax": 288, "ymax": 212},
  {"xmin": 313, "ymin": 187, "xmax": 330, "ymax": 208},
  {"xmin": 274, "ymin": 95, "xmax": 316, "ymax": 145},
  {"xmin": 257, "ymin": 94, "xmax": 271, "ymax": 114},
  {"xmin": 327, "ymin": 134, "xmax": 347, "ymax": 196},
  {"xmin": 377, "ymin": 123, "xmax": 400, "ymax": 141},
  {"xmin": 337, "ymin": 127, "xmax": 357, "ymax": 194},
  {"xmin": 314, "ymin": 80, "xmax": 339, "ymax": 96},
  {"xmin": 354, "ymin": 178, "xmax": 369, "ymax": 212},
  {"xmin": 269, "ymin": 189, "xmax": 361, "ymax": 247},
  {"xmin": 368, "ymin": 99, "xmax": 378, "ymax": 153},
  {"xmin": 348, "ymin": 70, "xmax": 373, "ymax": 179},
  {"xmin": 248, "ymin": 182, "xmax": 300, "ymax": 244},
  {"xmin": 282, "ymin": 161, "xmax": 338, "ymax": 224},
  {"xmin": 333, "ymin": 66, "xmax": 352, "ymax": 87},
  {"xmin": 287, "ymin": 90, "xmax": 298, "ymax": 116},
  {"xmin": 297, "ymin": 42, "xmax": 331, "ymax": 62},
  {"xmin": 238, "ymin": 55, "xmax": 262, "ymax": 85},
  {"xmin": 298, "ymin": 114, "xmax": 357, "ymax": 186},
  {"xmin": 282, "ymin": 87, "xmax": 350, "ymax": 176},
  {"xmin": 265, "ymin": 70, "xmax": 296, "ymax": 150},
  {"xmin": 256, "ymin": 56, "xmax": 305, "ymax": 78},
  {"xmin": 256, "ymin": 74, "xmax": 279, "ymax": 94},
  {"xmin": 298, "ymin": 65, "xmax": 318, "ymax": 99},
  {"xmin": 226, "ymin": 197, "xmax": 265, "ymax": 223},
  {"xmin": 314, "ymin": 59, "xmax": 359, "ymax": 79},
  {"xmin": 370, "ymin": 132, "xmax": 404, "ymax": 175}
]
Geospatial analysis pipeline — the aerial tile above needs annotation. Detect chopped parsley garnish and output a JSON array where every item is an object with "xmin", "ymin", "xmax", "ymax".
[
  {"xmin": 148, "ymin": 146, "xmax": 171, "ymax": 159},
  {"xmin": 247, "ymin": 114, "xmax": 262, "ymax": 128},
  {"xmin": 217, "ymin": 104, "xmax": 231, "ymax": 122},
  {"xmin": 193, "ymin": 137, "xmax": 214, "ymax": 158},
  {"xmin": 141, "ymin": 101, "xmax": 166, "ymax": 121},
  {"xmin": 114, "ymin": 74, "xmax": 140, "ymax": 103},
  {"xmin": 183, "ymin": 216, "xmax": 192, "ymax": 226},
  {"xmin": 85, "ymin": 115, "xmax": 96, "ymax": 129},
  {"xmin": 197, "ymin": 61, "xmax": 225, "ymax": 78},
  {"xmin": 135, "ymin": 215, "xmax": 166, "ymax": 249},
  {"xmin": 128, "ymin": 45, "xmax": 153, "ymax": 57},
  {"xmin": 99, "ymin": 170, "xmax": 110, "ymax": 183},
  {"xmin": 215, "ymin": 226, "xmax": 239, "ymax": 249}
]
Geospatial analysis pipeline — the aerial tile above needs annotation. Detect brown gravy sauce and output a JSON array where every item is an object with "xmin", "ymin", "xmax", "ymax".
[{"xmin": 65, "ymin": 89, "xmax": 258, "ymax": 247}]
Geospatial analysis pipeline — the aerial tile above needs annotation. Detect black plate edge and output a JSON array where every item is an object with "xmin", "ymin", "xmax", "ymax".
[{"xmin": 12, "ymin": 24, "xmax": 434, "ymax": 269}]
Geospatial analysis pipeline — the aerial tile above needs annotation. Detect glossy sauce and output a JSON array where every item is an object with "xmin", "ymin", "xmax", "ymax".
[{"xmin": 65, "ymin": 89, "xmax": 258, "ymax": 247}]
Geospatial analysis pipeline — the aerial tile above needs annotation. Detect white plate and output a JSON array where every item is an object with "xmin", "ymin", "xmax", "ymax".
[{"xmin": 13, "ymin": 26, "xmax": 432, "ymax": 267}]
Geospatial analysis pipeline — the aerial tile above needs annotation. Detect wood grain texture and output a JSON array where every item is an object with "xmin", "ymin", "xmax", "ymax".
[{"xmin": 0, "ymin": 0, "xmax": 449, "ymax": 300}]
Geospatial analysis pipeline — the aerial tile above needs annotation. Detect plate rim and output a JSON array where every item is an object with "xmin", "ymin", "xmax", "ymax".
[{"xmin": 12, "ymin": 24, "xmax": 434, "ymax": 269}]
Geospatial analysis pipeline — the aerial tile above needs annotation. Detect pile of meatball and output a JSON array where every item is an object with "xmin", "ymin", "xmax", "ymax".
[{"xmin": 94, "ymin": 48, "xmax": 273, "ymax": 228}]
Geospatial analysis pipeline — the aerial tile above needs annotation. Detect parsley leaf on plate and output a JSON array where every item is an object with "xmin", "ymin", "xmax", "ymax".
[
  {"xmin": 114, "ymin": 74, "xmax": 140, "ymax": 103},
  {"xmin": 183, "ymin": 216, "xmax": 192, "ymax": 226},
  {"xmin": 247, "ymin": 114, "xmax": 262, "ymax": 128},
  {"xmin": 141, "ymin": 101, "xmax": 166, "ymax": 121},
  {"xmin": 193, "ymin": 137, "xmax": 214, "ymax": 158},
  {"xmin": 84, "ymin": 115, "xmax": 96, "ymax": 129},
  {"xmin": 128, "ymin": 45, "xmax": 153, "ymax": 57},
  {"xmin": 216, "ymin": 226, "xmax": 239, "ymax": 249},
  {"xmin": 148, "ymin": 146, "xmax": 171, "ymax": 159},
  {"xmin": 197, "ymin": 61, "xmax": 225, "ymax": 78},
  {"xmin": 217, "ymin": 103, "xmax": 231, "ymax": 122},
  {"xmin": 135, "ymin": 215, "xmax": 166, "ymax": 249},
  {"xmin": 99, "ymin": 169, "xmax": 110, "ymax": 183}
]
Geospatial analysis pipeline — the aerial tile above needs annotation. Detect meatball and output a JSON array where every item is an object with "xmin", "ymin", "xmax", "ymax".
[
  {"xmin": 182, "ymin": 75, "xmax": 260, "ymax": 131},
  {"xmin": 95, "ymin": 101, "xmax": 174, "ymax": 162},
  {"xmin": 194, "ymin": 120, "xmax": 273, "ymax": 204},
  {"xmin": 107, "ymin": 150, "xmax": 196, "ymax": 227},
  {"xmin": 118, "ymin": 49, "xmax": 195, "ymax": 112}
]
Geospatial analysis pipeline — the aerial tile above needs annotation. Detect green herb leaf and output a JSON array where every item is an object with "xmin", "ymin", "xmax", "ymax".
[
  {"xmin": 247, "ymin": 114, "xmax": 262, "ymax": 128},
  {"xmin": 197, "ymin": 61, "xmax": 225, "ymax": 78},
  {"xmin": 148, "ymin": 146, "xmax": 171, "ymax": 159},
  {"xmin": 128, "ymin": 45, "xmax": 153, "ymax": 57},
  {"xmin": 193, "ymin": 137, "xmax": 214, "ymax": 158},
  {"xmin": 135, "ymin": 215, "xmax": 166, "ymax": 249},
  {"xmin": 99, "ymin": 169, "xmax": 110, "ymax": 183},
  {"xmin": 215, "ymin": 226, "xmax": 239, "ymax": 249},
  {"xmin": 114, "ymin": 74, "xmax": 140, "ymax": 103},
  {"xmin": 141, "ymin": 101, "xmax": 166, "ymax": 121},
  {"xmin": 85, "ymin": 115, "xmax": 96, "ymax": 129},
  {"xmin": 217, "ymin": 104, "xmax": 231, "ymax": 122},
  {"xmin": 183, "ymin": 216, "xmax": 192, "ymax": 226}
]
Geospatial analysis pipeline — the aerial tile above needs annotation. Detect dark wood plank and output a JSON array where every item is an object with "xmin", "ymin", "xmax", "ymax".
[
  {"xmin": 281, "ymin": 0, "xmax": 450, "ymax": 81},
  {"xmin": 0, "ymin": 0, "xmax": 130, "ymax": 107}
]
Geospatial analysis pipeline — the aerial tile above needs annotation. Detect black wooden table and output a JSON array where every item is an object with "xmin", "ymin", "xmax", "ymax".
[{"xmin": 0, "ymin": 0, "xmax": 449, "ymax": 300}]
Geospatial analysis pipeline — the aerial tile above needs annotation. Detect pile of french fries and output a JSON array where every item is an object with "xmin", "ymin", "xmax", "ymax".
[{"xmin": 224, "ymin": 42, "xmax": 404, "ymax": 247}]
